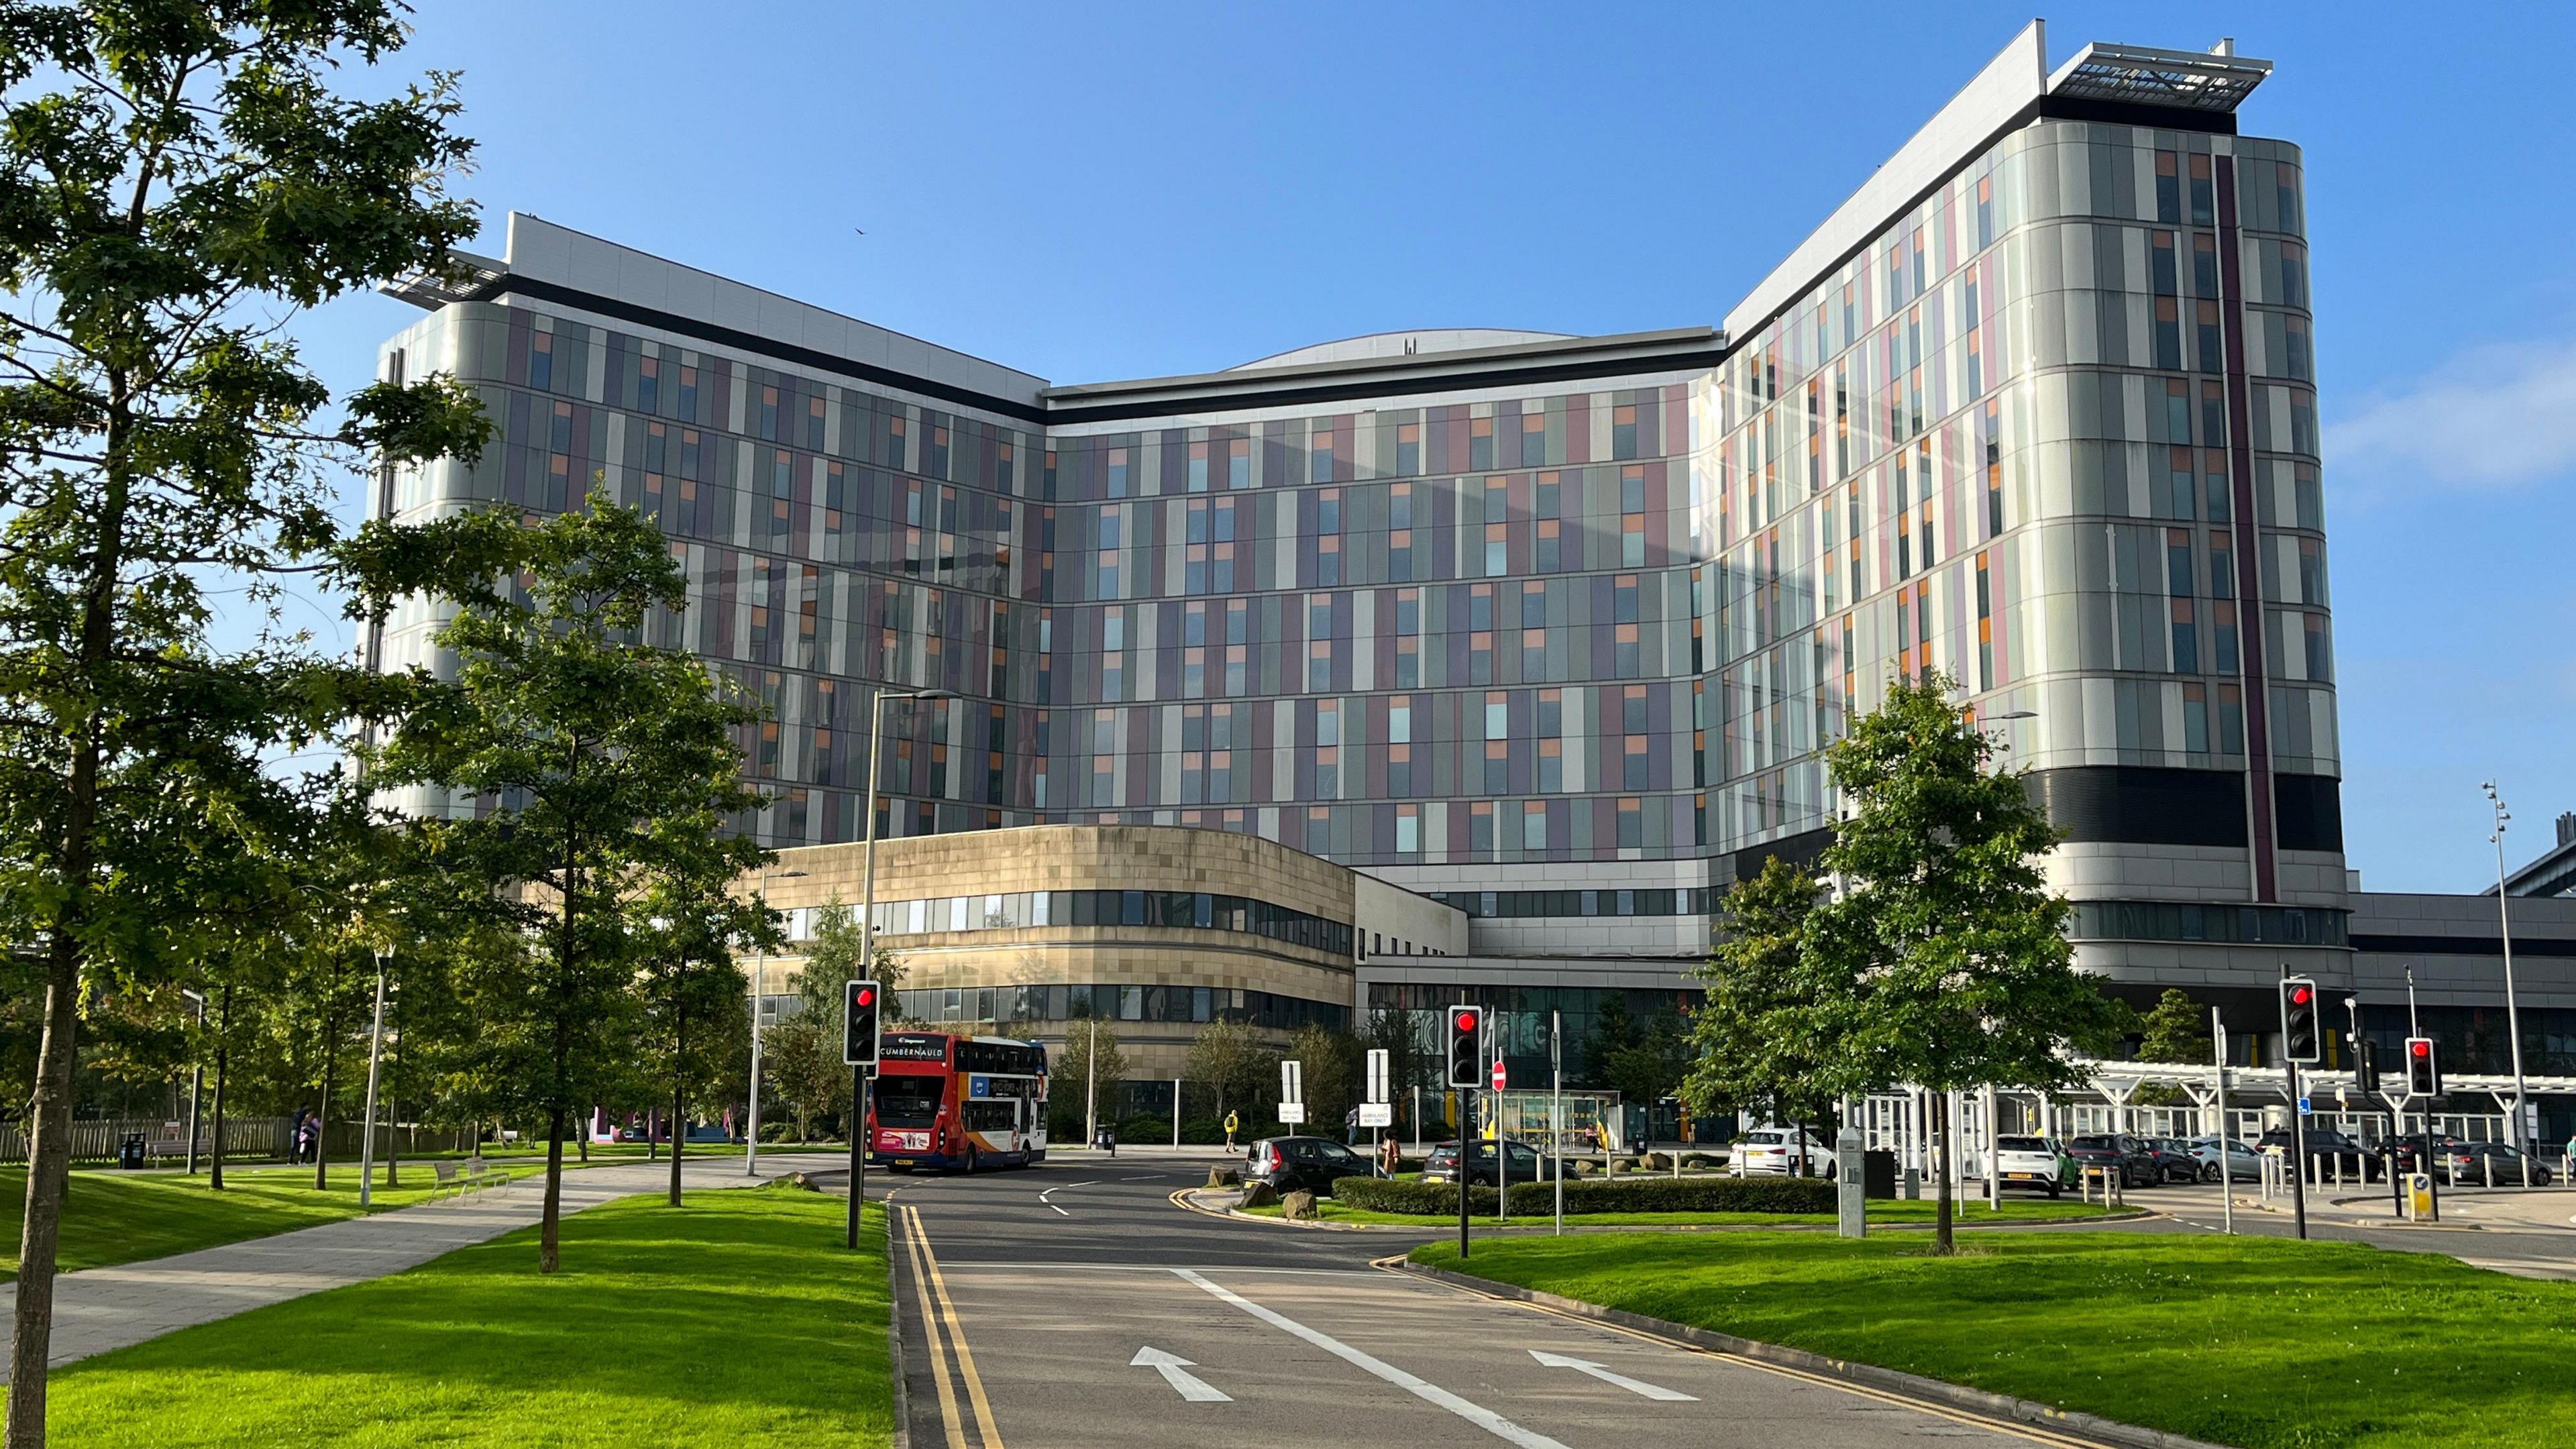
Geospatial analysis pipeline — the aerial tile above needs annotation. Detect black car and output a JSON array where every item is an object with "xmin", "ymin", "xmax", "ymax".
[
  {"xmin": 2138, "ymin": 1137, "xmax": 2203, "ymax": 1184},
  {"xmin": 2433, "ymin": 1139, "xmax": 2559, "ymax": 1187},
  {"xmin": 2065, "ymin": 1134, "xmax": 2162, "ymax": 1188},
  {"xmin": 1243, "ymin": 1136, "xmax": 1374, "ymax": 1197},
  {"xmin": 2254, "ymin": 1126, "xmax": 2381, "ymax": 1181},
  {"xmin": 1419, "ymin": 1138, "xmax": 1544, "ymax": 1187}
]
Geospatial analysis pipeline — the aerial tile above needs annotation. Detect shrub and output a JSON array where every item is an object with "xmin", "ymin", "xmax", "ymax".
[{"xmin": 1330, "ymin": 1173, "xmax": 1834, "ymax": 1217}]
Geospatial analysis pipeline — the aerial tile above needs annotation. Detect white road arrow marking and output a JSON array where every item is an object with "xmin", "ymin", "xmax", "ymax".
[
  {"xmin": 1132, "ymin": 1345, "xmax": 1232, "ymax": 1403},
  {"xmin": 1529, "ymin": 1348, "xmax": 1698, "ymax": 1401}
]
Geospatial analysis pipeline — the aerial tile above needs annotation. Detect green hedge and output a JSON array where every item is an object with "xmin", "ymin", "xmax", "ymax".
[{"xmin": 1330, "ymin": 1173, "xmax": 1835, "ymax": 1216}]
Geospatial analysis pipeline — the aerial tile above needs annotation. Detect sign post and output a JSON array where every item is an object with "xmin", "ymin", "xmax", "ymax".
[
  {"xmin": 1278, "ymin": 1059, "xmax": 1305, "ymax": 1126},
  {"xmin": 1360, "ymin": 1049, "xmax": 1392, "ymax": 1133},
  {"xmin": 1552, "ymin": 1008, "xmax": 1564, "ymax": 1237}
]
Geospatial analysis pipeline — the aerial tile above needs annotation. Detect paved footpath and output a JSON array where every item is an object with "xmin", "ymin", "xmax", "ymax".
[{"xmin": 0, "ymin": 1150, "xmax": 849, "ymax": 1379}]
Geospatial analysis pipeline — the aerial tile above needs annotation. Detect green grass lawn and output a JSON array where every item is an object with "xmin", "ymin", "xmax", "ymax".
[
  {"xmin": 1240, "ymin": 1194, "xmax": 2124, "ymax": 1227},
  {"xmin": 49, "ymin": 1186, "xmax": 891, "ymax": 1448},
  {"xmin": 1414, "ymin": 1230, "xmax": 2576, "ymax": 1449},
  {"xmin": 0, "ymin": 1150, "xmax": 697, "ymax": 1279}
]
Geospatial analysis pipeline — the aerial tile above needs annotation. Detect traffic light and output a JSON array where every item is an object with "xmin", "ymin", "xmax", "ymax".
[
  {"xmin": 2279, "ymin": 977, "xmax": 2320, "ymax": 1063},
  {"xmin": 2405, "ymin": 1036, "xmax": 2441, "ymax": 1097},
  {"xmin": 2357, "ymin": 1038, "xmax": 2381, "ymax": 1095},
  {"xmin": 843, "ymin": 979, "xmax": 881, "ymax": 1067},
  {"xmin": 1446, "ymin": 1006, "xmax": 1485, "ymax": 1089}
]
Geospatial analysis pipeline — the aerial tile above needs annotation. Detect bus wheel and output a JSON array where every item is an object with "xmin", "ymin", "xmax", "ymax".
[{"xmin": 963, "ymin": 1146, "xmax": 979, "ymax": 1175}]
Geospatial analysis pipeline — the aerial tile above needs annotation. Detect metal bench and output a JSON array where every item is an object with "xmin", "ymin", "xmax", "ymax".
[{"xmin": 431, "ymin": 1157, "xmax": 511, "ymax": 1201}]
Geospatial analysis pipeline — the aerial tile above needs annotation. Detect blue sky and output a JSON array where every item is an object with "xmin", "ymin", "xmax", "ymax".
[{"xmin": 290, "ymin": 3, "xmax": 2576, "ymax": 892}]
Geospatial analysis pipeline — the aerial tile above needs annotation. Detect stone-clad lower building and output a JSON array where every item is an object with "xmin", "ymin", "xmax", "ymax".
[
  {"xmin": 745, "ymin": 824, "xmax": 1464, "ymax": 1080},
  {"xmin": 370, "ymin": 21, "xmax": 2576, "ymax": 1133}
]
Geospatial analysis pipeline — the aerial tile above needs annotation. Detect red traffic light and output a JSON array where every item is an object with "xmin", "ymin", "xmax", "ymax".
[
  {"xmin": 2410, "ymin": 1039, "xmax": 2430, "ymax": 1058},
  {"xmin": 2290, "ymin": 985, "xmax": 2311, "ymax": 1005},
  {"xmin": 1454, "ymin": 1009, "xmax": 1479, "ymax": 1032},
  {"xmin": 853, "ymin": 985, "xmax": 875, "ymax": 1007}
]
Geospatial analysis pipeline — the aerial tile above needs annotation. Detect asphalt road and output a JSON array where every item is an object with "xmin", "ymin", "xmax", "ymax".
[{"xmin": 875, "ymin": 1153, "xmax": 2098, "ymax": 1449}]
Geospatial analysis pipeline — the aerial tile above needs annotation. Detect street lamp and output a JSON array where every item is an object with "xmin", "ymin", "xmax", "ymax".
[
  {"xmin": 744, "ymin": 866, "xmax": 808, "ymax": 1175},
  {"xmin": 180, "ymin": 988, "xmax": 207, "ymax": 1175},
  {"xmin": 2483, "ymin": 782, "xmax": 2528, "ymax": 1151},
  {"xmin": 360, "ymin": 948, "xmax": 390, "ymax": 1208},
  {"xmin": 854, "ymin": 688, "xmax": 956, "ymax": 1245}
]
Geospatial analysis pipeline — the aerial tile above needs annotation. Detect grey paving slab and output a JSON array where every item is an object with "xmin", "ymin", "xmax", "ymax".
[{"xmin": 0, "ymin": 1150, "xmax": 848, "ymax": 1378}]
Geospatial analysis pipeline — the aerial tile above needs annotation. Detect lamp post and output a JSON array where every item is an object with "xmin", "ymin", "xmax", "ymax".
[
  {"xmin": 180, "ymin": 988, "xmax": 207, "ymax": 1175},
  {"xmin": 359, "ymin": 949, "xmax": 389, "ymax": 1208},
  {"xmin": 2483, "ymin": 782, "xmax": 2528, "ymax": 1151},
  {"xmin": 855, "ymin": 688, "xmax": 954, "ymax": 1236},
  {"xmin": 744, "ymin": 865, "xmax": 809, "ymax": 1175}
]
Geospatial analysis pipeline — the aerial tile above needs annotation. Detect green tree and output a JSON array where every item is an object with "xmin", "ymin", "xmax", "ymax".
[
  {"xmin": 368, "ymin": 494, "xmax": 765, "ymax": 1272},
  {"xmin": 1602, "ymin": 1007, "xmax": 1690, "ymax": 1122},
  {"xmin": 1056, "ymin": 1018, "xmax": 1127, "ymax": 1144},
  {"xmin": 1185, "ymin": 1018, "xmax": 1271, "ymax": 1130},
  {"xmin": 1801, "ymin": 672, "xmax": 2127, "ymax": 1254},
  {"xmin": 765, "ymin": 898, "xmax": 905, "ymax": 1143},
  {"xmin": 636, "ymin": 833, "xmax": 772, "ymax": 1204},
  {"xmin": 765, "ymin": 963, "xmax": 849, "ymax": 1143},
  {"xmin": 1687, "ymin": 857, "xmax": 1839, "ymax": 1144},
  {"xmin": 1583, "ymin": 994, "xmax": 1637, "ymax": 1087},
  {"xmin": 2130, "ymin": 988, "xmax": 2209, "ymax": 1108},
  {"xmin": 1283, "ymin": 1022, "xmax": 1360, "ymax": 1137},
  {"xmin": 0, "ymin": 7, "xmax": 486, "ymax": 1429}
]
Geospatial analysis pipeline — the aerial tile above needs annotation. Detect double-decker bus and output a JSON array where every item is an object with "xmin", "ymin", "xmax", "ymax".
[{"xmin": 868, "ymin": 1031, "xmax": 1049, "ymax": 1173}]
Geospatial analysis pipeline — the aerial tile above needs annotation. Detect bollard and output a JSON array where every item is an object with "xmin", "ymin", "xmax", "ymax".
[{"xmin": 1836, "ymin": 1128, "xmax": 1866, "ymax": 1238}]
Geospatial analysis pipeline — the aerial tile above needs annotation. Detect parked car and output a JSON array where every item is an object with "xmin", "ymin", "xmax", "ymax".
[
  {"xmin": 2139, "ymin": 1136, "xmax": 2204, "ymax": 1184},
  {"xmin": 2434, "ymin": 1139, "xmax": 2559, "ymax": 1187},
  {"xmin": 2064, "ymin": 1134, "xmax": 2162, "ymax": 1188},
  {"xmin": 2254, "ymin": 1126, "xmax": 2381, "ymax": 1180},
  {"xmin": 2187, "ymin": 1134, "xmax": 2266, "ymax": 1183},
  {"xmin": 1732, "ymin": 1125, "xmax": 1834, "ymax": 1178},
  {"xmin": 1242, "ymin": 1136, "xmax": 1375, "ymax": 1197},
  {"xmin": 1419, "ymin": 1138, "xmax": 1544, "ymax": 1187},
  {"xmin": 1993, "ymin": 1135, "xmax": 2070, "ymax": 1196}
]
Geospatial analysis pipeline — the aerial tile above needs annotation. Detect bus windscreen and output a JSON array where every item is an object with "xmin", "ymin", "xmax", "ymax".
[{"xmin": 874, "ymin": 1075, "xmax": 945, "ymax": 1129}]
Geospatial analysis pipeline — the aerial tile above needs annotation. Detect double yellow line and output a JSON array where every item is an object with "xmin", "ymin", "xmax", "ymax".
[{"xmin": 899, "ymin": 1203, "xmax": 1006, "ymax": 1449}]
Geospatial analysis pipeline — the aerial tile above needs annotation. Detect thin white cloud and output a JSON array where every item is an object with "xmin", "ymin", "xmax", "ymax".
[{"xmin": 2328, "ymin": 337, "xmax": 2576, "ymax": 494}]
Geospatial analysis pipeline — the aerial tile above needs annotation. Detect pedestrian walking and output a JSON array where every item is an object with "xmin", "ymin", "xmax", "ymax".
[
  {"xmin": 1224, "ymin": 1110, "xmax": 1239, "ymax": 1151},
  {"xmin": 1377, "ymin": 1132, "xmax": 1401, "ymax": 1179}
]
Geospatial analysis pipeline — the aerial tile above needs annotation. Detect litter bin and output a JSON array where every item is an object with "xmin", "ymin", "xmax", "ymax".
[
  {"xmin": 1862, "ymin": 1148, "xmax": 1898, "ymax": 1199},
  {"xmin": 118, "ymin": 1132, "xmax": 148, "ymax": 1171}
]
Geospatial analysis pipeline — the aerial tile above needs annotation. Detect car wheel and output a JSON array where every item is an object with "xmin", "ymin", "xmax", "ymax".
[
  {"xmin": 2045, "ymin": 1182, "xmax": 2061, "ymax": 1199},
  {"xmin": 2200, "ymin": 1163, "xmax": 2220, "ymax": 1183}
]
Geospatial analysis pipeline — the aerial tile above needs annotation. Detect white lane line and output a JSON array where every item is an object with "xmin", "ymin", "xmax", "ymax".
[
  {"xmin": 1529, "ymin": 1349, "xmax": 1697, "ymax": 1401},
  {"xmin": 1132, "ymin": 1346, "xmax": 1232, "ymax": 1403},
  {"xmin": 1047, "ymin": 1204, "xmax": 1071, "ymax": 1216},
  {"xmin": 1173, "ymin": 1269, "xmax": 1572, "ymax": 1449}
]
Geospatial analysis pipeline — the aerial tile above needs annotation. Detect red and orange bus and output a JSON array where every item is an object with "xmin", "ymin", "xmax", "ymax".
[{"xmin": 867, "ymin": 1031, "xmax": 1049, "ymax": 1173}]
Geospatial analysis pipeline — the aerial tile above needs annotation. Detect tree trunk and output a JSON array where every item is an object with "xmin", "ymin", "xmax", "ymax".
[
  {"xmin": 669, "ymin": 994, "xmax": 686, "ymax": 1208},
  {"xmin": 540, "ymin": 1104, "xmax": 566, "ymax": 1274},
  {"xmin": 7, "ymin": 937, "xmax": 84, "ymax": 1446},
  {"xmin": 7, "ymin": 380, "xmax": 134, "ymax": 1448},
  {"xmin": 210, "ymin": 985, "xmax": 231, "ymax": 1191},
  {"xmin": 1932, "ymin": 1088, "xmax": 1956, "ymax": 1256}
]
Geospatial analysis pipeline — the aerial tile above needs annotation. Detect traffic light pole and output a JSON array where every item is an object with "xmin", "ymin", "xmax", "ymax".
[
  {"xmin": 1458, "ymin": 1086, "xmax": 1474, "ymax": 1260},
  {"xmin": 2285, "ymin": 1058, "xmax": 2309, "ymax": 1240},
  {"xmin": 847, "ymin": 1063, "xmax": 868, "ymax": 1248}
]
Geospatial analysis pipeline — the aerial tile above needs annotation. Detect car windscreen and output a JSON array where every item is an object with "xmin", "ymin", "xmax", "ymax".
[
  {"xmin": 873, "ymin": 1074, "xmax": 945, "ymax": 1129},
  {"xmin": 2070, "ymin": 1136, "xmax": 2117, "ymax": 1150},
  {"xmin": 1996, "ymin": 1136, "xmax": 2047, "ymax": 1151},
  {"xmin": 1745, "ymin": 1130, "xmax": 1786, "ymax": 1144}
]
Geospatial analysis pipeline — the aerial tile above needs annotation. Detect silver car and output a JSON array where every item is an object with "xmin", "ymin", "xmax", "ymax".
[{"xmin": 2188, "ymin": 1134, "xmax": 2264, "ymax": 1183}]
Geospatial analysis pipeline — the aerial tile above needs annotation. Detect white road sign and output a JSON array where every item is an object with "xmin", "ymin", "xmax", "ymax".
[{"xmin": 1359, "ymin": 1102, "xmax": 1393, "ymax": 1127}]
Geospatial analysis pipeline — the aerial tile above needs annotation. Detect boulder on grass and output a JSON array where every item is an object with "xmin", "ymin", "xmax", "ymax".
[
  {"xmin": 1238, "ymin": 1180, "xmax": 1280, "ymax": 1208},
  {"xmin": 1283, "ymin": 1189, "xmax": 1319, "ymax": 1220},
  {"xmin": 1206, "ymin": 1166, "xmax": 1243, "ymax": 1188}
]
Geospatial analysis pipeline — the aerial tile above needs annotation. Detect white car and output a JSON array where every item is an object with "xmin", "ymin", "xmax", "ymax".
[
  {"xmin": 1732, "ymin": 1126, "xmax": 1833, "ymax": 1177},
  {"xmin": 1992, "ymin": 1134, "xmax": 2070, "ymax": 1196}
]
